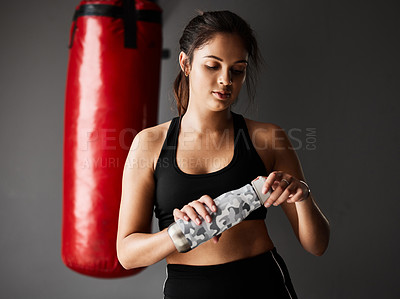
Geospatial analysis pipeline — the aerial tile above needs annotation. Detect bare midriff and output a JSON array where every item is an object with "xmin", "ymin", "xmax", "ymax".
[{"xmin": 166, "ymin": 220, "xmax": 275, "ymax": 265}]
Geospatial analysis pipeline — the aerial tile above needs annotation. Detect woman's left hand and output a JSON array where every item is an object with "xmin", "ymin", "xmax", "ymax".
[{"xmin": 261, "ymin": 171, "xmax": 310, "ymax": 207}]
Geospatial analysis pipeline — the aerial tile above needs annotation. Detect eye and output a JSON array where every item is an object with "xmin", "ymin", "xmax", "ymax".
[
  {"xmin": 231, "ymin": 68, "xmax": 245, "ymax": 75},
  {"xmin": 206, "ymin": 65, "xmax": 219, "ymax": 70}
]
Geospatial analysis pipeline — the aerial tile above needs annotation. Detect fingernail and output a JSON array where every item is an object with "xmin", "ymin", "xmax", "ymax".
[
  {"xmin": 206, "ymin": 215, "xmax": 211, "ymax": 223},
  {"xmin": 196, "ymin": 218, "xmax": 201, "ymax": 225},
  {"xmin": 262, "ymin": 187, "xmax": 267, "ymax": 194},
  {"xmin": 265, "ymin": 202, "xmax": 271, "ymax": 208},
  {"xmin": 212, "ymin": 205, "xmax": 217, "ymax": 212},
  {"xmin": 184, "ymin": 216, "xmax": 189, "ymax": 221}
]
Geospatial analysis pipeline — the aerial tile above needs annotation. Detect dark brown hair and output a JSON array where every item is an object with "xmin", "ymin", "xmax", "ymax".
[{"xmin": 173, "ymin": 10, "xmax": 262, "ymax": 116}]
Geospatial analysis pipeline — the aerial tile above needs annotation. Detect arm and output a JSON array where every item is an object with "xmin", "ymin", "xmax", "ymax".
[
  {"xmin": 253, "ymin": 122, "xmax": 330, "ymax": 256},
  {"xmin": 117, "ymin": 128, "xmax": 176, "ymax": 269}
]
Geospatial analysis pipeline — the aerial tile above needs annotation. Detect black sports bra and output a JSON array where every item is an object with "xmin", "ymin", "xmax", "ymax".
[{"xmin": 153, "ymin": 112, "xmax": 269, "ymax": 230}]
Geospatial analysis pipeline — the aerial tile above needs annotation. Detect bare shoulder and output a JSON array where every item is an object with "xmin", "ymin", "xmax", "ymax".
[
  {"xmin": 127, "ymin": 120, "xmax": 172, "ymax": 169},
  {"xmin": 244, "ymin": 117, "xmax": 282, "ymax": 132},
  {"xmin": 243, "ymin": 118, "xmax": 289, "ymax": 172},
  {"xmin": 133, "ymin": 120, "xmax": 171, "ymax": 148},
  {"xmin": 244, "ymin": 118, "xmax": 286, "ymax": 148}
]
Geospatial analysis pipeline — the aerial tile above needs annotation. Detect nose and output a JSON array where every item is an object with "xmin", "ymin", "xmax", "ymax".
[{"xmin": 218, "ymin": 69, "xmax": 232, "ymax": 86}]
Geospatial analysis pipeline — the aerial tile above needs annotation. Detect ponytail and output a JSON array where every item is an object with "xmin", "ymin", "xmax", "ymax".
[{"xmin": 173, "ymin": 70, "xmax": 189, "ymax": 116}]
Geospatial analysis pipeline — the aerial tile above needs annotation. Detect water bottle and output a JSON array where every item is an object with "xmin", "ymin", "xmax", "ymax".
[{"xmin": 167, "ymin": 176, "xmax": 271, "ymax": 252}]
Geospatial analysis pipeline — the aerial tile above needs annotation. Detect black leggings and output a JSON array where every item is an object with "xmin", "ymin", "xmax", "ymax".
[{"xmin": 163, "ymin": 247, "xmax": 298, "ymax": 299}]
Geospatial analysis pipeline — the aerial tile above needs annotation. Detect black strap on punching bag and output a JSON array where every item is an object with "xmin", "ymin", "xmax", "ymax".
[
  {"xmin": 69, "ymin": 1, "xmax": 161, "ymax": 49},
  {"xmin": 122, "ymin": 0, "xmax": 137, "ymax": 48}
]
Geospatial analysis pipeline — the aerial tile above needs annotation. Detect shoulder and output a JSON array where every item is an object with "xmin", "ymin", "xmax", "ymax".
[
  {"xmin": 127, "ymin": 119, "xmax": 172, "ymax": 169},
  {"xmin": 243, "ymin": 117, "xmax": 282, "ymax": 134},
  {"xmin": 243, "ymin": 117, "xmax": 288, "ymax": 149},
  {"xmin": 243, "ymin": 117, "xmax": 295, "ymax": 172},
  {"xmin": 133, "ymin": 120, "xmax": 171, "ymax": 149}
]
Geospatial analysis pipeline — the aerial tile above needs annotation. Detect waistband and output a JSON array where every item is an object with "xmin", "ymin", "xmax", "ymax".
[{"xmin": 167, "ymin": 247, "xmax": 278, "ymax": 274}]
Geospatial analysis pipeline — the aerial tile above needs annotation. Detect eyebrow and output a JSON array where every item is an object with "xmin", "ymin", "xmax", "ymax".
[{"xmin": 203, "ymin": 55, "xmax": 248, "ymax": 64}]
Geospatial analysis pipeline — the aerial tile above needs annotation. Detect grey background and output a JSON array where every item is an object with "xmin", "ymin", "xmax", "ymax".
[{"xmin": 1, "ymin": 0, "xmax": 399, "ymax": 298}]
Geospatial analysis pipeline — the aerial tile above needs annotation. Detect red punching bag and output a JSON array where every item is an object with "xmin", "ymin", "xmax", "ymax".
[{"xmin": 62, "ymin": 0, "xmax": 162, "ymax": 278}]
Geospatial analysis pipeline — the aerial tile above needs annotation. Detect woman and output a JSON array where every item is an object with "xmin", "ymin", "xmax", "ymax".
[{"xmin": 117, "ymin": 10, "xmax": 330, "ymax": 299}]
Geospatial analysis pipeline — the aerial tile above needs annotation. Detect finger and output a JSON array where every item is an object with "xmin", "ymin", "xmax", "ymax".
[
  {"xmin": 273, "ymin": 183, "xmax": 296, "ymax": 206},
  {"xmin": 277, "ymin": 175, "xmax": 292, "ymax": 192},
  {"xmin": 198, "ymin": 195, "xmax": 217, "ymax": 213},
  {"xmin": 262, "ymin": 171, "xmax": 281, "ymax": 193},
  {"xmin": 212, "ymin": 235, "xmax": 221, "ymax": 244},
  {"xmin": 189, "ymin": 200, "xmax": 212, "ymax": 223},
  {"xmin": 181, "ymin": 204, "xmax": 202, "ymax": 225},
  {"xmin": 264, "ymin": 178, "xmax": 290, "ymax": 207},
  {"xmin": 286, "ymin": 187, "xmax": 303, "ymax": 203},
  {"xmin": 271, "ymin": 180, "xmax": 281, "ymax": 190},
  {"xmin": 173, "ymin": 208, "xmax": 189, "ymax": 222},
  {"xmin": 281, "ymin": 178, "xmax": 291, "ymax": 188}
]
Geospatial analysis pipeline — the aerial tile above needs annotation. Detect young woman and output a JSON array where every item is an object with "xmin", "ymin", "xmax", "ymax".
[{"xmin": 117, "ymin": 10, "xmax": 330, "ymax": 299}]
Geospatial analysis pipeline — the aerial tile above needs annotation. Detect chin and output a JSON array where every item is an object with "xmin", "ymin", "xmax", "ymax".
[
  {"xmin": 209, "ymin": 97, "xmax": 235, "ymax": 110},
  {"xmin": 208, "ymin": 102, "xmax": 233, "ymax": 112}
]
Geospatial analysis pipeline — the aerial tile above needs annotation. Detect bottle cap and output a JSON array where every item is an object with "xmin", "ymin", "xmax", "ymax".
[
  {"xmin": 167, "ymin": 222, "xmax": 191, "ymax": 253},
  {"xmin": 251, "ymin": 176, "xmax": 272, "ymax": 205}
]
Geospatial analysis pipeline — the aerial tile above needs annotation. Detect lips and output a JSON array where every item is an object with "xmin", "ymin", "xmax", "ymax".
[{"xmin": 212, "ymin": 90, "xmax": 232, "ymax": 99}]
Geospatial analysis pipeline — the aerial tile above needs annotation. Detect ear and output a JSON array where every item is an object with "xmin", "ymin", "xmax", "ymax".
[{"xmin": 179, "ymin": 51, "xmax": 190, "ymax": 76}]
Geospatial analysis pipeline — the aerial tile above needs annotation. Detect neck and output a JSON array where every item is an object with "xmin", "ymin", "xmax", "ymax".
[{"xmin": 181, "ymin": 108, "xmax": 233, "ymax": 133}]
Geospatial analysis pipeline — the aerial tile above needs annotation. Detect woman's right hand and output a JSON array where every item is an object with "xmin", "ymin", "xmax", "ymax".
[{"xmin": 173, "ymin": 195, "xmax": 221, "ymax": 243}]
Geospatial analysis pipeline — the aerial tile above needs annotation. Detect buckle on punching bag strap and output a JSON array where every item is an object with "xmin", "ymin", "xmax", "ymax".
[{"xmin": 69, "ymin": 2, "xmax": 162, "ymax": 49}]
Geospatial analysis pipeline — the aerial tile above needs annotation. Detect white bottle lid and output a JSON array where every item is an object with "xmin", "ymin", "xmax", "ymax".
[{"xmin": 251, "ymin": 176, "xmax": 272, "ymax": 205}]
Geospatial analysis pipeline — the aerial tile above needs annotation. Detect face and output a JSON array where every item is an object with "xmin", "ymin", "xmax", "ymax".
[{"xmin": 180, "ymin": 33, "xmax": 249, "ymax": 112}]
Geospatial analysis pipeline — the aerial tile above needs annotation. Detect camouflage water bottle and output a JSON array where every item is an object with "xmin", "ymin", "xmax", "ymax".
[{"xmin": 167, "ymin": 176, "xmax": 272, "ymax": 253}]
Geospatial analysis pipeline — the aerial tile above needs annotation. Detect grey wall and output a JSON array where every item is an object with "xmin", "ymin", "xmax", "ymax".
[{"xmin": 1, "ymin": 0, "xmax": 399, "ymax": 298}]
